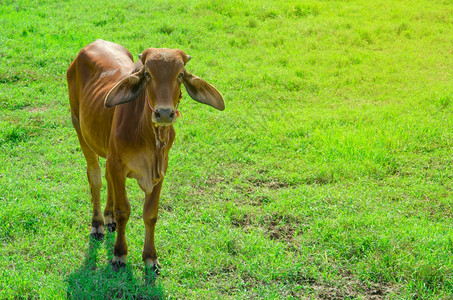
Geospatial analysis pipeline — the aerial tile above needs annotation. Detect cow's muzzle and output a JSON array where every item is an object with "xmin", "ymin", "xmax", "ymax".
[{"xmin": 153, "ymin": 108, "xmax": 176, "ymax": 125}]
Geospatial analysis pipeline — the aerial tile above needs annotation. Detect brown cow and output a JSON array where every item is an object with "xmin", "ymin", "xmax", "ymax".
[{"xmin": 67, "ymin": 39, "xmax": 224, "ymax": 275}]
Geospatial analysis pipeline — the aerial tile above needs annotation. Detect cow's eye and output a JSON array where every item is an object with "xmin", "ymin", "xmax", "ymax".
[
  {"xmin": 178, "ymin": 72, "xmax": 184, "ymax": 79},
  {"xmin": 144, "ymin": 71, "xmax": 151, "ymax": 79}
]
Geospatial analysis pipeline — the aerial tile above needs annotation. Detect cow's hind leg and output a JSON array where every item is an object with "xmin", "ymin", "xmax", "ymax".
[
  {"xmin": 104, "ymin": 180, "xmax": 116, "ymax": 233},
  {"xmin": 106, "ymin": 157, "xmax": 130, "ymax": 269},
  {"xmin": 72, "ymin": 115, "xmax": 105, "ymax": 240}
]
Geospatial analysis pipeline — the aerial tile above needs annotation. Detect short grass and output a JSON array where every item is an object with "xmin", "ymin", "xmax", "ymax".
[{"xmin": 1, "ymin": 0, "xmax": 452, "ymax": 298}]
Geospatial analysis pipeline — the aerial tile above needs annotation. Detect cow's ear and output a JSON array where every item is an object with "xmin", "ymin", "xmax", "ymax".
[
  {"xmin": 182, "ymin": 72, "xmax": 225, "ymax": 111},
  {"xmin": 104, "ymin": 71, "xmax": 145, "ymax": 108}
]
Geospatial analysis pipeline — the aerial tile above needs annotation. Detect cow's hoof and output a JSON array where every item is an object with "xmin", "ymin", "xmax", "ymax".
[
  {"xmin": 111, "ymin": 260, "xmax": 126, "ymax": 271},
  {"xmin": 90, "ymin": 232, "xmax": 104, "ymax": 241},
  {"xmin": 107, "ymin": 222, "xmax": 117, "ymax": 233},
  {"xmin": 90, "ymin": 226, "xmax": 105, "ymax": 241},
  {"xmin": 145, "ymin": 262, "xmax": 161, "ymax": 276}
]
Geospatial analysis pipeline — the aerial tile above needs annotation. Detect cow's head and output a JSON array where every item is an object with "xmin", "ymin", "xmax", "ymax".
[{"xmin": 104, "ymin": 48, "xmax": 224, "ymax": 126}]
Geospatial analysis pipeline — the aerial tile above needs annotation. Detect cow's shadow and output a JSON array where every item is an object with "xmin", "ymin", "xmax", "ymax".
[{"xmin": 66, "ymin": 233, "xmax": 163, "ymax": 299}]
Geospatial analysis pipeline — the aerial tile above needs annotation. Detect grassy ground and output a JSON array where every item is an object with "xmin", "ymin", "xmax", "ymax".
[{"xmin": 1, "ymin": 0, "xmax": 452, "ymax": 298}]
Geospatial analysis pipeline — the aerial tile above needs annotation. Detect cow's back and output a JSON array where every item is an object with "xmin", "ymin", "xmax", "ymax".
[{"xmin": 67, "ymin": 39, "xmax": 135, "ymax": 157}]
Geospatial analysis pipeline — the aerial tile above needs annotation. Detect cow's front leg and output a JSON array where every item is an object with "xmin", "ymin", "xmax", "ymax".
[
  {"xmin": 106, "ymin": 158, "xmax": 130, "ymax": 269},
  {"xmin": 143, "ymin": 180, "xmax": 162, "ymax": 275}
]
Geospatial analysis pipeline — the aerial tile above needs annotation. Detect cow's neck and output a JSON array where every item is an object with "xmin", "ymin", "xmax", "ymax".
[{"xmin": 136, "ymin": 92, "xmax": 172, "ymax": 178}]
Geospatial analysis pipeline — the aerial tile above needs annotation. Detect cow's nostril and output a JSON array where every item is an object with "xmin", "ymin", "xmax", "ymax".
[
  {"xmin": 169, "ymin": 112, "xmax": 175, "ymax": 120},
  {"xmin": 154, "ymin": 112, "xmax": 161, "ymax": 120}
]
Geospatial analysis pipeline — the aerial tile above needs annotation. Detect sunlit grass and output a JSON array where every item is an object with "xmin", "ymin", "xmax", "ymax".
[{"xmin": 0, "ymin": 0, "xmax": 452, "ymax": 298}]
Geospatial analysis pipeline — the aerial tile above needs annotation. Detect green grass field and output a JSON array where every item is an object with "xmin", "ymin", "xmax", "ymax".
[{"xmin": 1, "ymin": 0, "xmax": 452, "ymax": 298}]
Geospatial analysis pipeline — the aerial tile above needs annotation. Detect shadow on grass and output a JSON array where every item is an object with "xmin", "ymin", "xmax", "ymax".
[{"xmin": 66, "ymin": 233, "xmax": 163, "ymax": 299}]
